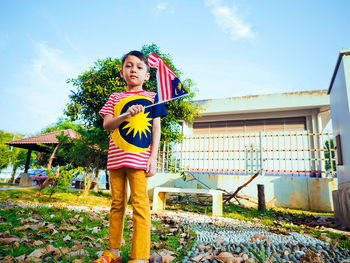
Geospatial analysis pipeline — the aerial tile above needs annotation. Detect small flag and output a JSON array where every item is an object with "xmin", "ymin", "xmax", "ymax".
[{"xmin": 148, "ymin": 53, "xmax": 189, "ymax": 102}]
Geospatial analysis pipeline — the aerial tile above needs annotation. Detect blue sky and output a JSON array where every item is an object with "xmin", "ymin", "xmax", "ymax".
[{"xmin": 0, "ymin": 0, "xmax": 349, "ymax": 135}]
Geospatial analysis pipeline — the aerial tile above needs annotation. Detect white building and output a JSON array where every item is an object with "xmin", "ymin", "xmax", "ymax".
[
  {"xmin": 328, "ymin": 49, "xmax": 350, "ymax": 227},
  {"xmin": 176, "ymin": 90, "xmax": 332, "ymax": 177}
]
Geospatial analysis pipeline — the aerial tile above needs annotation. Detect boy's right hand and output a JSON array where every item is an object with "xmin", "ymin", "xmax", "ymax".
[{"xmin": 126, "ymin": 104, "xmax": 144, "ymax": 117}]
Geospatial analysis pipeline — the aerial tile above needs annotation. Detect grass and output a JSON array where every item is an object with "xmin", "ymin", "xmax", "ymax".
[
  {"xmin": 0, "ymin": 189, "xmax": 195, "ymax": 262},
  {"xmin": 0, "ymin": 182, "xmax": 16, "ymax": 186},
  {"xmin": 0, "ymin": 188, "xmax": 349, "ymax": 261},
  {"xmin": 0, "ymin": 188, "xmax": 112, "ymax": 208},
  {"xmin": 0, "ymin": 204, "xmax": 194, "ymax": 262}
]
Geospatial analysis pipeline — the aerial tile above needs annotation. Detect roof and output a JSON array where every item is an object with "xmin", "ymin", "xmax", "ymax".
[
  {"xmin": 6, "ymin": 129, "xmax": 80, "ymax": 152},
  {"xmin": 328, "ymin": 49, "xmax": 350, "ymax": 94},
  {"xmin": 194, "ymin": 90, "xmax": 330, "ymax": 115}
]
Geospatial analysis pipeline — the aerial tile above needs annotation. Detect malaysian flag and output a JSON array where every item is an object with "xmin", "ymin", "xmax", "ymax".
[{"xmin": 148, "ymin": 53, "xmax": 188, "ymax": 102}]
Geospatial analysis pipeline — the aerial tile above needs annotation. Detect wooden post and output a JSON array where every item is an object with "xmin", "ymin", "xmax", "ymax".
[
  {"xmin": 257, "ymin": 184, "xmax": 266, "ymax": 211},
  {"xmin": 24, "ymin": 149, "xmax": 32, "ymax": 173},
  {"xmin": 105, "ymin": 170, "xmax": 110, "ymax": 190}
]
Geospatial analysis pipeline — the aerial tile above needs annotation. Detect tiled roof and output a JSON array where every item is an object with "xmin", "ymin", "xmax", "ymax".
[{"xmin": 6, "ymin": 129, "xmax": 80, "ymax": 151}]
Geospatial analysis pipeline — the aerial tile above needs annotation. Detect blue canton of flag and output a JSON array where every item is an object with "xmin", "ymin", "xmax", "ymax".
[{"xmin": 148, "ymin": 53, "xmax": 189, "ymax": 102}]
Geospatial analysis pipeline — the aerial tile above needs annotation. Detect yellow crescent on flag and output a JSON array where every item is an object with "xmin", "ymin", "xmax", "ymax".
[{"xmin": 112, "ymin": 95, "xmax": 153, "ymax": 153}]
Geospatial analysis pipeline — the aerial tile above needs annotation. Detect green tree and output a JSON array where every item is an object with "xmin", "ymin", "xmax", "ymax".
[
  {"xmin": 41, "ymin": 117, "xmax": 83, "ymax": 134},
  {"xmin": 36, "ymin": 117, "xmax": 83, "ymax": 169},
  {"xmin": 0, "ymin": 131, "xmax": 27, "ymax": 183},
  {"xmin": 324, "ymin": 139, "xmax": 336, "ymax": 175},
  {"xmin": 65, "ymin": 43, "xmax": 201, "ymax": 144},
  {"xmin": 9, "ymin": 147, "xmax": 27, "ymax": 183},
  {"xmin": 0, "ymin": 131, "xmax": 14, "ymax": 170},
  {"xmin": 37, "ymin": 118, "xmax": 83, "ymax": 194},
  {"xmin": 64, "ymin": 44, "xmax": 202, "ymax": 190},
  {"xmin": 57, "ymin": 128, "xmax": 105, "ymax": 196}
]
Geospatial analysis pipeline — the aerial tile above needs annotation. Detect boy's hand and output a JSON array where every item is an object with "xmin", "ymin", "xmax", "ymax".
[
  {"xmin": 127, "ymin": 104, "xmax": 144, "ymax": 117},
  {"xmin": 146, "ymin": 156, "xmax": 157, "ymax": 177}
]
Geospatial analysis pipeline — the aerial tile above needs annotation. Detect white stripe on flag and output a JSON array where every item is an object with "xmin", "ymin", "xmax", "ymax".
[{"xmin": 156, "ymin": 69, "xmax": 164, "ymax": 101}]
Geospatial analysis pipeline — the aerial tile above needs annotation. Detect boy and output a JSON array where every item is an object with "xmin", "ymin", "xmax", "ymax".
[{"xmin": 95, "ymin": 51, "xmax": 167, "ymax": 263}]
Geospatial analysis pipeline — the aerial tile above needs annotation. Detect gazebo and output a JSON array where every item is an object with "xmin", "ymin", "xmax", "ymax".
[{"xmin": 6, "ymin": 129, "xmax": 79, "ymax": 174}]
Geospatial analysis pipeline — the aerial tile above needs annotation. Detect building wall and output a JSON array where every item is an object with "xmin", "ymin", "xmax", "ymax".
[
  {"xmin": 193, "ymin": 117, "xmax": 306, "ymax": 135},
  {"xmin": 330, "ymin": 56, "xmax": 350, "ymax": 189}
]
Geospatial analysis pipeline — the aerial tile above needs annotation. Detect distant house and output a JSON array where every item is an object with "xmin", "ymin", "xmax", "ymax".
[
  {"xmin": 181, "ymin": 90, "xmax": 330, "ymax": 136},
  {"xmin": 169, "ymin": 90, "xmax": 332, "ymax": 177},
  {"xmin": 150, "ymin": 90, "xmax": 337, "ymax": 212}
]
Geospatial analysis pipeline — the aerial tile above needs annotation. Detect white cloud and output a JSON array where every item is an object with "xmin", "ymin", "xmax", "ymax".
[
  {"xmin": 205, "ymin": 0, "xmax": 254, "ymax": 40},
  {"xmin": 156, "ymin": 2, "xmax": 167, "ymax": 11},
  {"xmin": 30, "ymin": 41, "xmax": 77, "ymax": 83},
  {"xmin": 154, "ymin": 1, "xmax": 175, "ymax": 14}
]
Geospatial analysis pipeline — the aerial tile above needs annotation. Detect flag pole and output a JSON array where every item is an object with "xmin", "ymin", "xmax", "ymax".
[{"xmin": 117, "ymin": 93, "xmax": 189, "ymax": 118}]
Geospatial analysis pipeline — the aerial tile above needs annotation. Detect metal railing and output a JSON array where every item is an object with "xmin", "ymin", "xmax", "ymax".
[{"xmin": 157, "ymin": 131, "xmax": 336, "ymax": 178}]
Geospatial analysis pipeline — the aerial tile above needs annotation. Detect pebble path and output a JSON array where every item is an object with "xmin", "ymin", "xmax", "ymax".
[{"xmin": 153, "ymin": 211, "xmax": 350, "ymax": 263}]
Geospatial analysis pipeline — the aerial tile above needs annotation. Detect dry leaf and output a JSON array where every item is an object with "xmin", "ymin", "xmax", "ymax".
[
  {"xmin": 149, "ymin": 252, "xmax": 162, "ymax": 263},
  {"xmin": 0, "ymin": 231, "xmax": 11, "ymax": 237},
  {"xmin": 33, "ymin": 240, "xmax": 44, "ymax": 246},
  {"xmin": 215, "ymin": 235, "xmax": 224, "ymax": 244},
  {"xmin": 70, "ymin": 249, "xmax": 89, "ymax": 257},
  {"xmin": 250, "ymin": 234, "xmax": 266, "ymax": 242},
  {"xmin": 215, "ymin": 252, "xmax": 243, "ymax": 263},
  {"xmin": 151, "ymin": 242, "xmax": 167, "ymax": 249},
  {"xmin": 13, "ymin": 223, "xmax": 44, "ymax": 231},
  {"xmin": 73, "ymin": 259, "xmax": 84, "ymax": 263},
  {"xmin": 91, "ymin": 227, "xmax": 100, "ymax": 234},
  {"xmin": 269, "ymin": 228, "xmax": 290, "ymax": 235},
  {"xmin": 27, "ymin": 247, "xmax": 46, "ymax": 258},
  {"xmin": 71, "ymin": 243, "xmax": 83, "ymax": 251},
  {"xmin": 1, "ymin": 255, "xmax": 15, "ymax": 263},
  {"xmin": 161, "ymin": 254, "xmax": 176, "ymax": 263},
  {"xmin": 201, "ymin": 252, "xmax": 214, "ymax": 261},
  {"xmin": 14, "ymin": 241, "xmax": 20, "ymax": 249},
  {"xmin": 69, "ymin": 218, "xmax": 78, "ymax": 224},
  {"xmin": 0, "ymin": 237, "xmax": 21, "ymax": 244},
  {"xmin": 45, "ymin": 223, "xmax": 55, "ymax": 232},
  {"xmin": 15, "ymin": 255, "xmax": 26, "ymax": 262},
  {"xmin": 191, "ymin": 254, "xmax": 205, "ymax": 262},
  {"xmin": 197, "ymin": 245, "xmax": 211, "ymax": 251},
  {"xmin": 63, "ymin": 234, "xmax": 71, "ymax": 243},
  {"xmin": 159, "ymin": 250, "xmax": 176, "ymax": 263},
  {"xmin": 23, "ymin": 215, "xmax": 41, "ymax": 223},
  {"xmin": 59, "ymin": 226, "xmax": 78, "ymax": 231}
]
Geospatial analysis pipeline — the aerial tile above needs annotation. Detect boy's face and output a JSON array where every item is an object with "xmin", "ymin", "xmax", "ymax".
[{"xmin": 120, "ymin": 55, "xmax": 150, "ymax": 89}]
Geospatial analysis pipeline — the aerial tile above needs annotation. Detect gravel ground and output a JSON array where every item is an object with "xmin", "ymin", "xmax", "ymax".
[{"xmin": 2, "ymin": 202, "xmax": 350, "ymax": 263}]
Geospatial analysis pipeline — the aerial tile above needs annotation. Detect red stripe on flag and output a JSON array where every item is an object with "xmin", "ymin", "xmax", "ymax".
[
  {"xmin": 162, "ymin": 62, "xmax": 170, "ymax": 101},
  {"xmin": 158, "ymin": 61, "xmax": 166, "ymax": 101}
]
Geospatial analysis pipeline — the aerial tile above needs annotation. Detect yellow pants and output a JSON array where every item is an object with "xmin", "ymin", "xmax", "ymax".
[{"xmin": 109, "ymin": 168, "xmax": 150, "ymax": 259}]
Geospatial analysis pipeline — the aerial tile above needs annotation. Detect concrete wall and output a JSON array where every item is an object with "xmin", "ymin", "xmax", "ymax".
[
  {"xmin": 330, "ymin": 56, "xmax": 350, "ymax": 189},
  {"xmin": 329, "ymin": 50, "xmax": 350, "ymax": 227},
  {"xmin": 148, "ymin": 172, "xmax": 337, "ymax": 212}
]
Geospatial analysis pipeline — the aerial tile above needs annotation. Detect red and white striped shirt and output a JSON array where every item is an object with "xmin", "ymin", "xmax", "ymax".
[{"xmin": 99, "ymin": 90, "xmax": 167, "ymax": 170}]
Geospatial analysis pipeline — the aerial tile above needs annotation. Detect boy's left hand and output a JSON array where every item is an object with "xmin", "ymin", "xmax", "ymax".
[{"xmin": 146, "ymin": 157, "xmax": 157, "ymax": 177}]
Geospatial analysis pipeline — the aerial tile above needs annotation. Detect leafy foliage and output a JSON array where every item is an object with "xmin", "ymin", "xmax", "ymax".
[
  {"xmin": 40, "ymin": 117, "xmax": 83, "ymax": 134},
  {"xmin": 248, "ymin": 247, "xmax": 265, "ymax": 263},
  {"xmin": 324, "ymin": 139, "xmax": 336, "ymax": 174},
  {"xmin": 0, "ymin": 131, "xmax": 28, "ymax": 182},
  {"xmin": 65, "ymin": 43, "xmax": 202, "ymax": 144},
  {"xmin": 55, "ymin": 128, "xmax": 106, "ymax": 196},
  {"xmin": 45, "ymin": 166, "xmax": 84, "ymax": 198}
]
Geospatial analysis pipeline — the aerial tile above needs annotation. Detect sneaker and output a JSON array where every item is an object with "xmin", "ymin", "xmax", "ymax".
[{"xmin": 94, "ymin": 250, "xmax": 122, "ymax": 263}]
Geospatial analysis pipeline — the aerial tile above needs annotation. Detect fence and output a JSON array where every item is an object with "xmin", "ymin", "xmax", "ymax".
[{"xmin": 157, "ymin": 131, "xmax": 336, "ymax": 178}]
